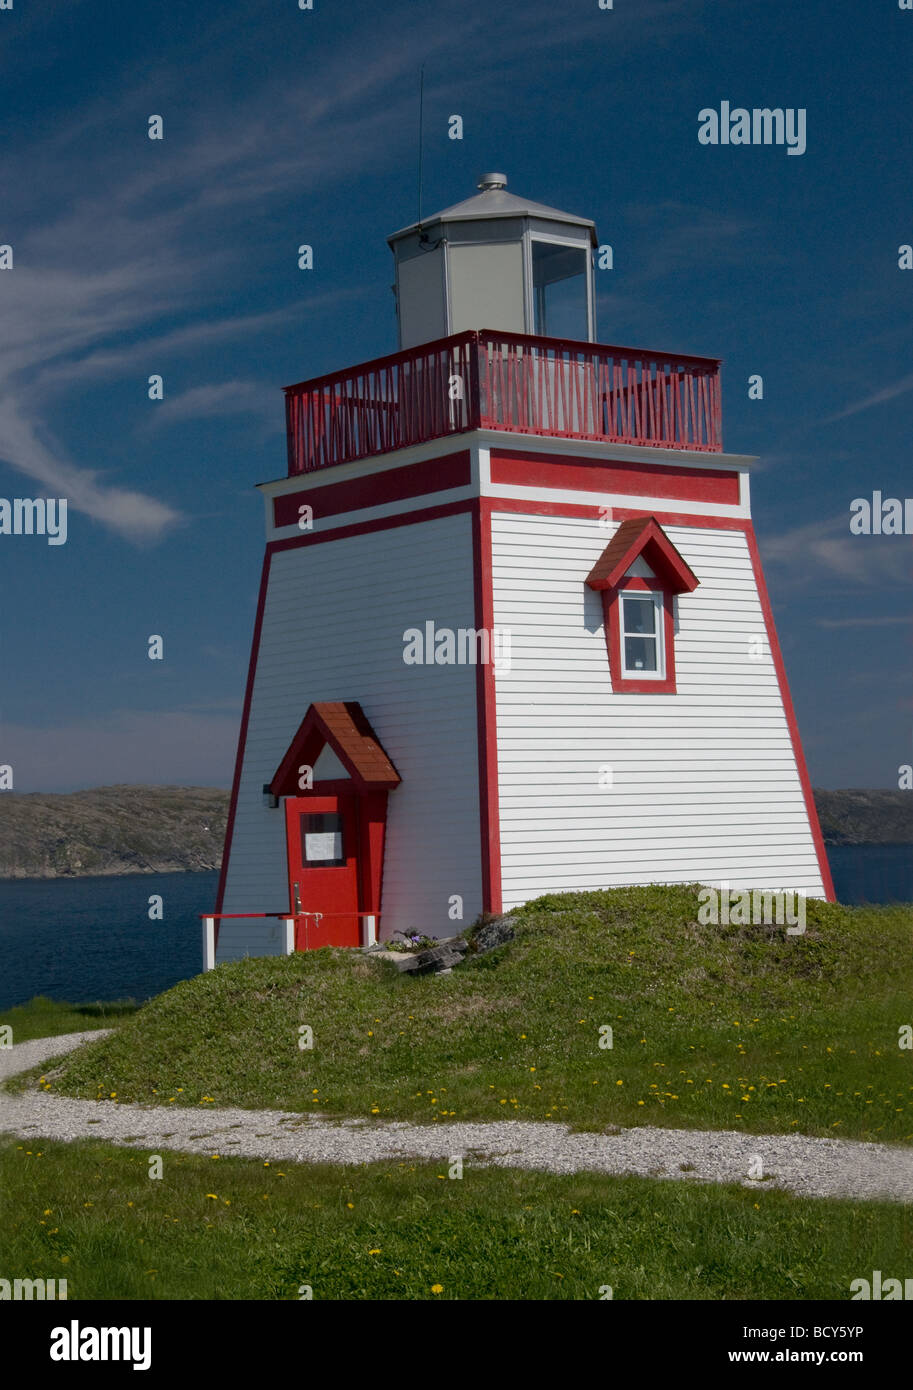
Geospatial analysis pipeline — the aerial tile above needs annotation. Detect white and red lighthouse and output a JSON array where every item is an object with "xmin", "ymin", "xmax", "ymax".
[{"xmin": 209, "ymin": 174, "xmax": 833, "ymax": 965}]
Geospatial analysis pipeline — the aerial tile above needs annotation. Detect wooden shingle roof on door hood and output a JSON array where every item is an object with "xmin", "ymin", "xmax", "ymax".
[{"xmin": 269, "ymin": 701, "xmax": 401, "ymax": 796}]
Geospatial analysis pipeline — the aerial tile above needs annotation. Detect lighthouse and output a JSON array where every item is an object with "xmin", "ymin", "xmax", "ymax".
[{"xmin": 208, "ymin": 174, "xmax": 833, "ymax": 966}]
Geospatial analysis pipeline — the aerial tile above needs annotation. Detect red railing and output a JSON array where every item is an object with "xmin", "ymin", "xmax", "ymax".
[{"xmin": 284, "ymin": 329, "xmax": 722, "ymax": 474}]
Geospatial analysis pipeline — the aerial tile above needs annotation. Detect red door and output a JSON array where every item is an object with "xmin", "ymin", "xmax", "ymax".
[{"xmin": 284, "ymin": 794, "xmax": 360, "ymax": 948}]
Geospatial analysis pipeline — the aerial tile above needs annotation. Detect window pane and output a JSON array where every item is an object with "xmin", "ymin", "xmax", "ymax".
[
  {"xmin": 531, "ymin": 241, "xmax": 588, "ymax": 339},
  {"xmin": 624, "ymin": 635, "xmax": 658, "ymax": 672},
  {"xmin": 622, "ymin": 596, "xmax": 656, "ymax": 635},
  {"xmin": 300, "ymin": 812, "xmax": 345, "ymax": 866}
]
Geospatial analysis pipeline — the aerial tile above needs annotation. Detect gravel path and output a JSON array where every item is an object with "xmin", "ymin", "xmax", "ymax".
[{"xmin": 3, "ymin": 1031, "xmax": 912, "ymax": 1204}]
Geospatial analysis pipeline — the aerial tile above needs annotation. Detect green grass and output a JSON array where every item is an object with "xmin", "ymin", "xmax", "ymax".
[
  {"xmin": 0, "ymin": 996, "xmax": 139, "ymax": 1043},
  {"xmin": 23, "ymin": 886, "xmax": 913, "ymax": 1142},
  {"xmin": 1, "ymin": 1136, "xmax": 909, "ymax": 1300}
]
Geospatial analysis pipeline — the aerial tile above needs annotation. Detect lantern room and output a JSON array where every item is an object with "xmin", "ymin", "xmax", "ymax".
[{"xmin": 387, "ymin": 172, "xmax": 598, "ymax": 349}]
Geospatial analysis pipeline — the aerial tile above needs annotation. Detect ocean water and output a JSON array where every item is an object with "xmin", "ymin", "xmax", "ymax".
[
  {"xmin": 0, "ymin": 849, "xmax": 910, "ymax": 1011},
  {"xmin": 0, "ymin": 871, "xmax": 217, "ymax": 1012},
  {"xmin": 825, "ymin": 843, "xmax": 913, "ymax": 907}
]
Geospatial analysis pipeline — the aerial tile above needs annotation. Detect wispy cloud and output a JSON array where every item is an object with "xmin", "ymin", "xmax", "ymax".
[
  {"xmin": 0, "ymin": 398, "xmax": 179, "ymax": 542},
  {"xmin": 595, "ymin": 199, "xmax": 766, "ymax": 349},
  {"xmin": 759, "ymin": 513, "xmax": 913, "ymax": 588},
  {"xmin": 0, "ymin": 21, "xmax": 458, "ymax": 542},
  {"xmin": 817, "ymin": 615, "xmax": 913, "ymax": 629},
  {"xmin": 0, "ymin": 0, "xmax": 712, "ymax": 545},
  {"xmin": 821, "ymin": 372, "xmax": 913, "ymax": 424},
  {"xmin": 142, "ymin": 380, "xmax": 280, "ymax": 433},
  {"xmin": 30, "ymin": 305, "xmax": 301, "ymax": 397},
  {"xmin": 622, "ymin": 200, "xmax": 764, "ymax": 281}
]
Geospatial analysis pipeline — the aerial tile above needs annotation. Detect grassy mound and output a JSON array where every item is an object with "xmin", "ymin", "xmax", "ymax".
[{"xmin": 38, "ymin": 886, "xmax": 913, "ymax": 1142}]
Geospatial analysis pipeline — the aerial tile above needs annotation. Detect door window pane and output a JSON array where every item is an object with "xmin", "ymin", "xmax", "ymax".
[{"xmin": 300, "ymin": 812, "xmax": 345, "ymax": 866}]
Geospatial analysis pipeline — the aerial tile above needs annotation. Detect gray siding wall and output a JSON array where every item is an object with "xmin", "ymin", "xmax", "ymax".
[{"xmin": 218, "ymin": 512, "xmax": 482, "ymax": 961}]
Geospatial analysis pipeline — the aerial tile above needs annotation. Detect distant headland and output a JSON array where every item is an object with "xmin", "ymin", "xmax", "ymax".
[
  {"xmin": 0, "ymin": 784, "xmax": 908, "ymax": 880},
  {"xmin": 0, "ymin": 786, "xmax": 228, "ymax": 880}
]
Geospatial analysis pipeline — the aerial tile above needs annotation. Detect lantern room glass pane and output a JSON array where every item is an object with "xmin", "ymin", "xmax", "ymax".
[
  {"xmin": 448, "ymin": 242, "xmax": 525, "ymax": 337},
  {"xmin": 531, "ymin": 240, "xmax": 588, "ymax": 340}
]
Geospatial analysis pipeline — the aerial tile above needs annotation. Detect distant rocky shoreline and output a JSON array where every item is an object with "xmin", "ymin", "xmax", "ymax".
[
  {"xmin": 0, "ymin": 786, "xmax": 228, "ymax": 881},
  {"xmin": 0, "ymin": 784, "xmax": 909, "ymax": 881},
  {"xmin": 811, "ymin": 789, "xmax": 913, "ymax": 848}
]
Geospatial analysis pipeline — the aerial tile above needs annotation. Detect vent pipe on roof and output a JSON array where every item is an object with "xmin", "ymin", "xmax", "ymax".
[{"xmin": 477, "ymin": 172, "xmax": 507, "ymax": 190}]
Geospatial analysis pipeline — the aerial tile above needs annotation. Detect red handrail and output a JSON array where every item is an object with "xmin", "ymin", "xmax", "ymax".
[
  {"xmin": 200, "ymin": 909, "xmax": 381, "ymax": 966},
  {"xmin": 200, "ymin": 912, "xmax": 290, "ymax": 919},
  {"xmin": 199, "ymin": 911, "xmax": 378, "ymax": 919},
  {"xmin": 283, "ymin": 329, "xmax": 722, "ymax": 473}
]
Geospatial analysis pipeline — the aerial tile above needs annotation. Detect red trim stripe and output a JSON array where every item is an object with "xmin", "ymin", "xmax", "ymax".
[
  {"xmin": 268, "ymin": 498, "xmax": 475, "ymax": 555},
  {"xmin": 490, "ymin": 448, "xmax": 739, "ymax": 504},
  {"xmin": 273, "ymin": 450, "xmax": 472, "ymax": 528},
  {"xmin": 214, "ymin": 551, "xmax": 273, "ymax": 939},
  {"xmin": 485, "ymin": 496, "xmax": 749, "ymax": 529},
  {"xmin": 473, "ymin": 499, "xmax": 502, "ymax": 915},
  {"xmin": 745, "ymin": 524, "xmax": 836, "ymax": 900},
  {"xmin": 265, "ymin": 496, "xmax": 748, "ymax": 559}
]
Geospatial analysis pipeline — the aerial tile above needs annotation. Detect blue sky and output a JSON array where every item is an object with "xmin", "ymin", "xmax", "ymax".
[{"xmin": 1, "ymin": 0, "xmax": 911, "ymax": 791}]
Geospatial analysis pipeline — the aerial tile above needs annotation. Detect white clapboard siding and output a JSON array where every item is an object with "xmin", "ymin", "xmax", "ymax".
[
  {"xmin": 491, "ymin": 511, "xmax": 826, "ymax": 902},
  {"xmin": 217, "ymin": 513, "xmax": 481, "ymax": 962}
]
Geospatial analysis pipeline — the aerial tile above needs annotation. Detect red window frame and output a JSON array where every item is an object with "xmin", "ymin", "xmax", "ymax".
[
  {"xmin": 586, "ymin": 516, "xmax": 699, "ymax": 697},
  {"xmin": 601, "ymin": 575, "xmax": 678, "ymax": 694}
]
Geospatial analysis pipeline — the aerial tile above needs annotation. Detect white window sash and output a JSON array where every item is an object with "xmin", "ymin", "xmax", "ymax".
[{"xmin": 619, "ymin": 590, "xmax": 666, "ymax": 680}]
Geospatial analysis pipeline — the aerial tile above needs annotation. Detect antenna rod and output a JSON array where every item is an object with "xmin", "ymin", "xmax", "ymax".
[{"xmin": 417, "ymin": 64, "xmax": 425, "ymax": 226}]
